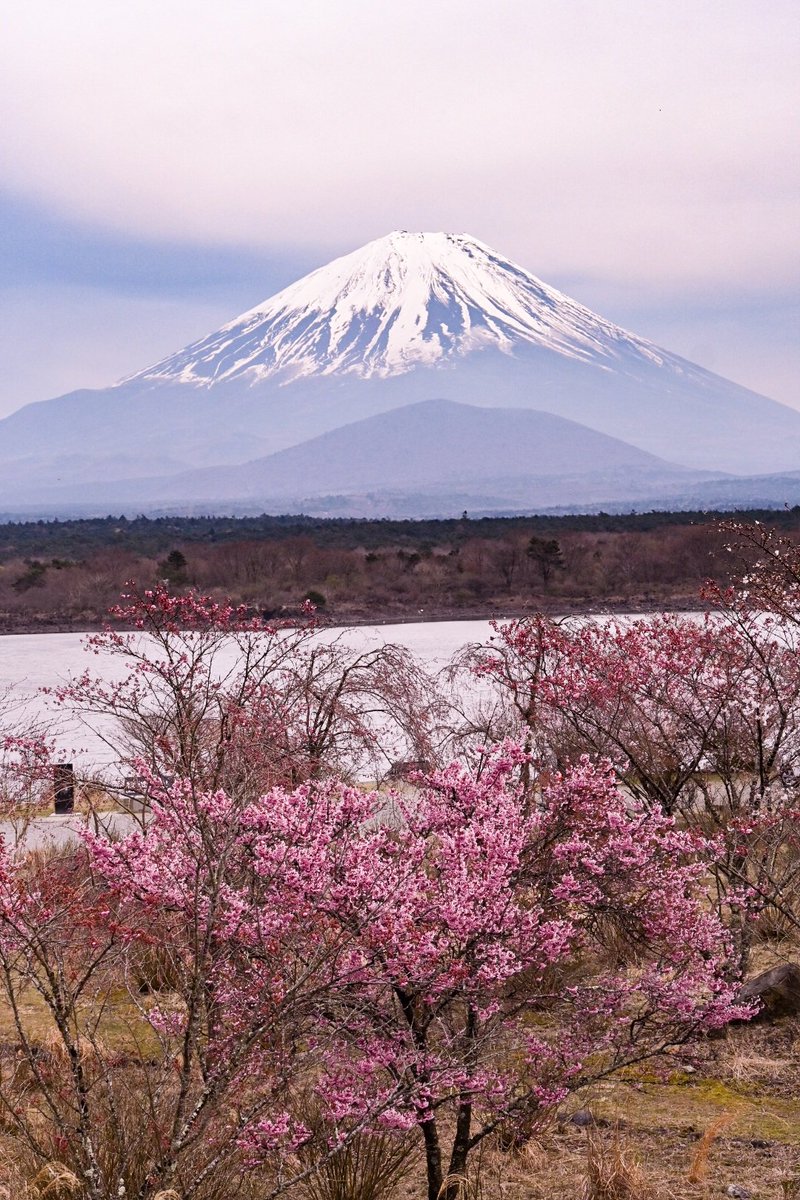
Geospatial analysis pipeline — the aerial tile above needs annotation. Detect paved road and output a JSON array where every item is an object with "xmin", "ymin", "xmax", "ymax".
[{"xmin": 0, "ymin": 812, "xmax": 141, "ymax": 851}]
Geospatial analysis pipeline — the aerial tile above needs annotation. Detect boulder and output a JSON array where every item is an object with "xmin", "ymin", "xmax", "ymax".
[
  {"xmin": 738, "ymin": 962, "xmax": 800, "ymax": 1021},
  {"xmin": 569, "ymin": 1108, "xmax": 596, "ymax": 1127}
]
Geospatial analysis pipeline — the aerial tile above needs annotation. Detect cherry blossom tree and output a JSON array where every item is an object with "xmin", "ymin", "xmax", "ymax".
[
  {"xmin": 224, "ymin": 635, "xmax": 443, "ymax": 786},
  {"xmin": 0, "ymin": 680, "xmax": 55, "ymax": 841},
  {"xmin": 0, "ymin": 771, "xmax": 395, "ymax": 1200},
  {"xmin": 459, "ymin": 612, "xmax": 749, "ymax": 812},
  {"xmin": 0, "ymin": 742, "xmax": 743, "ymax": 1200},
  {"xmin": 700, "ymin": 523, "xmax": 800, "ymax": 951},
  {"xmin": 51, "ymin": 583, "xmax": 319, "ymax": 801},
  {"xmin": 298, "ymin": 748, "xmax": 744, "ymax": 1199},
  {"xmin": 0, "ymin": 729, "xmax": 54, "ymax": 837},
  {"xmin": 455, "ymin": 539, "xmax": 800, "ymax": 973}
]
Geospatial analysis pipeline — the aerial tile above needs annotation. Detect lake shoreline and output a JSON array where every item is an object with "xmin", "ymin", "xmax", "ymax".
[{"xmin": 0, "ymin": 592, "xmax": 712, "ymax": 637}]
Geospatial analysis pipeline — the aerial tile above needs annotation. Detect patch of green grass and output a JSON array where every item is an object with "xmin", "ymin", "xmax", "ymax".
[{"xmin": 584, "ymin": 1075, "xmax": 800, "ymax": 1145}]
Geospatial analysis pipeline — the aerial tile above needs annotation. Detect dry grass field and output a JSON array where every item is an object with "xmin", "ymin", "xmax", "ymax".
[{"xmin": 3, "ymin": 987, "xmax": 797, "ymax": 1199}]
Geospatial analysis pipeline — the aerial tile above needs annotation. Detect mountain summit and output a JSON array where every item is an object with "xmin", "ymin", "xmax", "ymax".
[{"xmin": 128, "ymin": 230, "xmax": 672, "ymax": 387}]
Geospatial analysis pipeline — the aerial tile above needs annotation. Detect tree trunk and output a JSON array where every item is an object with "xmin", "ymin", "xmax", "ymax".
[
  {"xmin": 421, "ymin": 1116, "xmax": 444, "ymax": 1200},
  {"xmin": 442, "ymin": 1004, "xmax": 477, "ymax": 1197},
  {"xmin": 443, "ymin": 1098, "xmax": 473, "ymax": 1198}
]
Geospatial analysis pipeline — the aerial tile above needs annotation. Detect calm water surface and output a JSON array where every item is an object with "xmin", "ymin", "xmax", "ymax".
[
  {"xmin": 0, "ymin": 614, "xmax": 676, "ymax": 770},
  {"xmin": 0, "ymin": 615, "xmax": 684, "ymax": 847},
  {"xmin": 0, "ymin": 621, "xmax": 498, "ymax": 766}
]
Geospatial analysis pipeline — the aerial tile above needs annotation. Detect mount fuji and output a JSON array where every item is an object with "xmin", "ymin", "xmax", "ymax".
[
  {"xmin": 1, "ymin": 230, "xmax": 798, "ymax": 515},
  {"xmin": 126, "ymin": 230, "xmax": 688, "ymax": 386}
]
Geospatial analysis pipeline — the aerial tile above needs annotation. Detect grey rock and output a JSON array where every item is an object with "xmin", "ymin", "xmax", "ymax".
[
  {"xmin": 738, "ymin": 962, "xmax": 800, "ymax": 1022},
  {"xmin": 569, "ymin": 1108, "xmax": 595, "ymax": 1127}
]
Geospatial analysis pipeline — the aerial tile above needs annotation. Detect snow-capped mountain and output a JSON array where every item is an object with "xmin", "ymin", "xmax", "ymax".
[
  {"xmin": 128, "ymin": 231, "xmax": 676, "ymax": 386},
  {"xmin": 1, "ymin": 229, "xmax": 800, "ymax": 516}
]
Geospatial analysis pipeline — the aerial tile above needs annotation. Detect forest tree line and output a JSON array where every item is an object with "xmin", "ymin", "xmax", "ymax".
[{"xmin": 2, "ymin": 508, "xmax": 799, "ymax": 629}]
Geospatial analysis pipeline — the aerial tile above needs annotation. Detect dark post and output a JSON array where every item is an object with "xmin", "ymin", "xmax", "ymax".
[{"xmin": 54, "ymin": 763, "xmax": 75, "ymax": 814}]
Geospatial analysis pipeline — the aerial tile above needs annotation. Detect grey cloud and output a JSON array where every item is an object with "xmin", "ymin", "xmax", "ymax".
[{"xmin": 0, "ymin": 0, "xmax": 796, "ymax": 290}]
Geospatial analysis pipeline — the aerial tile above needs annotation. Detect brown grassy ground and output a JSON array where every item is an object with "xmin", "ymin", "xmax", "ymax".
[
  {"xmin": 383, "ymin": 1016, "xmax": 800, "ymax": 1199},
  {"xmin": 0, "ymin": 1011, "xmax": 798, "ymax": 1197}
]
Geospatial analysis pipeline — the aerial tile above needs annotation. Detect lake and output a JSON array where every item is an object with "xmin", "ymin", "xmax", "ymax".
[
  {"xmin": 0, "ymin": 613, "xmax": 678, "ymax": 849},
  {"xmin": 0, "ymin": 613, "xmax": 684, "ymax": 765},
  {"xmin": 0, "ymin": 620, "xmax": 503, "ymax": 770}
]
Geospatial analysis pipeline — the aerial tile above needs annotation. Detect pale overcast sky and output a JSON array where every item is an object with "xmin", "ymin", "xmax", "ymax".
[{"xmin": 0, "ymin": 0, "xmax": 798, "ymax": 415}]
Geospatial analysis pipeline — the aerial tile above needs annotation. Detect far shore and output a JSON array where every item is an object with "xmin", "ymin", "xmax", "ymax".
[
  {"xmin": 0, "ymin": 505, "xmax": 774, "ymax": 636},
  {"xmin": 0, "ymin": 593, "xmax": 711, "ymax": 637}
]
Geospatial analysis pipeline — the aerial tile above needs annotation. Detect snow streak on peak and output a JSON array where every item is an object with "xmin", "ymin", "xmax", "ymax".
[{"xmin": 127, "ymin": 231, "xmax": 668, "ymax": 387}]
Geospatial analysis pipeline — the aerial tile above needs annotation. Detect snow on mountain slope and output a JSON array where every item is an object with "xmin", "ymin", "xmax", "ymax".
[{"xmin": 126, "ymin": 231, "xmax": 676, "ymax": 387}]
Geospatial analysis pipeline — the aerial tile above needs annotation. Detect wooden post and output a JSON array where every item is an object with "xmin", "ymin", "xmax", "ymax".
[{"xmin": 54, "ymin": 763, "xmax": 74, "ymax": 814}]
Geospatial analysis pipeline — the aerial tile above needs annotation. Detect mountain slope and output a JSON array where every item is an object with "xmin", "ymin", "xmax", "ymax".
[
  {"xmin": 126, "ymin": 231, "xmax": 688, "ymax": 386},
  {"xmin": 4, "ymin": 400, "xmax": 718, "ymax": 517},
  {"xmin": 9, "ymin": 401, "xmax": 800, "ymax": 521},
  {"xmin": 1, "ymin": 231, "xmax": 799, "ymax": 500},
  {"xmin": 170, "ymin": 398, "xmax": 699, "ymax": 497}
]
